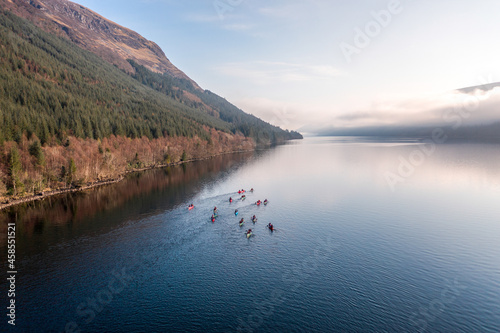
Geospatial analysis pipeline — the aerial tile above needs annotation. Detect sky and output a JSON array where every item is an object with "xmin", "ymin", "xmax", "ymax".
[{"xmin": 74, "ymin": 0, "xmax": 500, "ymax": 133}]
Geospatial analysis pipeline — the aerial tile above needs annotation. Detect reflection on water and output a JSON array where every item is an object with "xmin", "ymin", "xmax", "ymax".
[
  {"xmin": 0, "ymin": 151, "xmax": 256, "ymax": 253},
  {"xmin": 1, "ymin": 137, "xmax": 500, "ymax": 332}
]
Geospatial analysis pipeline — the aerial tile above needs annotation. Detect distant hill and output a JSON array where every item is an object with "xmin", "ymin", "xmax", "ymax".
[
  {"xmin": 315, "ymin": 82, "xmax": 500, "ymax": 141},
  {"xmin": 457, "ymin": 82, "xmax": 500, "ymax": 94}
]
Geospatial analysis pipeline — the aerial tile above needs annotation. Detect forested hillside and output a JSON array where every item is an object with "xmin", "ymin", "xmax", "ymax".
[
  {"xmin": 129, "ymin": 60, "xmax": 303, "ymax": 143},
  {"xmin": 0, "ymin": 10, "xmax": 299, "ymax": 201}
]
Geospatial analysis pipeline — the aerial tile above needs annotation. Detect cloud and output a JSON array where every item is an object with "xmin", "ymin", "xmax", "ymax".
[
  {"xmin": 317, "ymin": 87, "xmax": 500, "ymax": 131},
  {"xmin": 216, "ymin": 61, "xmax": 341, "ymax": 85}
]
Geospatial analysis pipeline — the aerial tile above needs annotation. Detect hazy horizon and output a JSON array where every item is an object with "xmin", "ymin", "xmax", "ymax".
[{"xmin": 73, "ymin": 0, "xmax": 500, "ymax": 133}]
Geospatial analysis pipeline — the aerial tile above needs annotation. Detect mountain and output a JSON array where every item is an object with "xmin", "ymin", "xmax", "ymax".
[
  {"xmin": 457, "ymin": 82, "xmax": 500, "ymax": 94},
  {"xmin": 0, "ymin": 4, "xmax": 301, "ymax": 199},
  {"xmin": 0, "ymin": 0, "xmax": 301, "ymax": 143},
  {"xmin": 0, "ymin": 0, "xmax": 197, "ymax": 86}
]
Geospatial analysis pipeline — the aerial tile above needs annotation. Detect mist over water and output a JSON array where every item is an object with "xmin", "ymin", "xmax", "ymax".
[{"xmin": 1, "ymin": 137, "xmax": 499, "ymax": 332}]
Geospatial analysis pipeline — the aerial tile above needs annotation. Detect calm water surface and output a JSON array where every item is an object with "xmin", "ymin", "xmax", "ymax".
[{"xmin": 1, "ymin": 137, "xmax": 500, "ymax": 332}]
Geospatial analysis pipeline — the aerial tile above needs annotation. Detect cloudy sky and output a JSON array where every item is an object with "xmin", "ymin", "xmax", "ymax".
[{"xmin": 74, "ymin": 0, "xmax": 500, "ymax": 132}]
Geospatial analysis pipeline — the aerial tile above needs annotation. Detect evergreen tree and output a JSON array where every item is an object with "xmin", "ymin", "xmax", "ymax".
[
  {"xmin": 8, "ymin": 146, "xmax": 24, "ymax": 195},
  {"xmin": 28, "ymin": 139, "xmax": 45, "ymax": 167}
]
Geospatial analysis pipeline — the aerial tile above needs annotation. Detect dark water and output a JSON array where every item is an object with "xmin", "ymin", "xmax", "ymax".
[{"xmin": 1, "ymin": 137, "xmax": 500, "ymax": 332}]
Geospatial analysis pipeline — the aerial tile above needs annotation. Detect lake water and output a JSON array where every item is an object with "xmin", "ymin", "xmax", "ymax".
[{"xmin": 1, "ymin": 136, "xmax": 500, "ymax": 332}]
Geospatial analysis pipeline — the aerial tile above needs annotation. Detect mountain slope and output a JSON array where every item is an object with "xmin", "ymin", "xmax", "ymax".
[
  {"xmin": 0, "ymin": 8, "xmax": 301, "ymax": 199},
  {"xmin": 0, "ymin": 0, "xmax": 198, "ymax": 87},
  {"xmin": 0, "ymin": 0, "xmax": 302, "ymax": 144},
  {"xmin": 0, "ymin": 10, "xmax": 231, "ymax": 143}
]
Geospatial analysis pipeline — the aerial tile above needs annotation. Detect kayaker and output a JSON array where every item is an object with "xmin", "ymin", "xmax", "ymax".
[
  {"xmin": 211, "ymin": 215, "xmax": 215, "ymax": 222},
  {"xmin": 235, "ymin": 209, "xmax": 238, "ymax": 215},
  {"xmin": 247, "ymin": 229, "xmax": 252, "ymax": 234},
  {"xmin": 240, "ymin": 218, "xmax": 244, "ymax": 224},
  {"xmin": 250, "ymin": 188, "xmax": 254, "ymax": 192},
  {"xmin": 268, "ymin": 223, "xmax": 274, "ymax": 231},
  {"xmin": 264, "ymin": 199, "xmax": 268, "ymax": 205},
  {"xmin": 229, "ymin": 197, "xmax": 233, "ymax": 203},
  {"xmin": 213, "ymin": 206, "xmax": 218, "ymax": 213}
]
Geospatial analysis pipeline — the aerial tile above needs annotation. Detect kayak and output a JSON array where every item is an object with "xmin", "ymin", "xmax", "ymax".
[
  {"xmin": 235, "ymin": 211, "xmax": 238, "ymax": 216},
  {"xmin": 239, "ymin": 222, "xmax": 244, "ymax": 227},
  {"xmin": 252, "ymin": 218, "xmax": 257, "ymax": 223},
  {"xmin": 211, "ymin": 218, "xmax": 215, "ymax": 222},
  {"xmin": 246, "ymin": 232, "xmax": 252, "ymax": 238},
  {"xmin": 268, "ymin": 225, "xmax": 274, "ymax": 231},
  {"xmin": 264, "ymin": 201, "xmax": 268, "ymax": 206},
  {"xmin": 188, "ymin": 206, "xmax": 194, "ymax": 210}
]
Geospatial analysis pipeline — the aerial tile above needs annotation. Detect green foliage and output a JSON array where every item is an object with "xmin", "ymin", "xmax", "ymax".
[
  {"xmin": 131, "ymin": 153, "xmax": 143, "ymax": 169},
  {"xmin": 0, "ymin": 10, "xmax": 301, "ymax": 148},
  {"xmin": 163, "ymin": 152, "xmax": 171, "ymax": 164},
  {"xmin": 128, "ymin": 60, "xmax": 303, "ymax": 144},
  {"xmin": 181, "ymin": 150, "xmax": 187, "ymax": 162},
  {"xmin": 28, "ymin": 140, "xmax": 45, "ymax": 166},
  {"xmin": 0, "ymin": 10, "xmax": 213, "ymax": 143},
  {"xmin": 8, "ymin": 146, "xmax": 24, "ymax": 195},
  {"xmin": 67, "ymin": 158, "xmax": 76, "ymax": 186}
]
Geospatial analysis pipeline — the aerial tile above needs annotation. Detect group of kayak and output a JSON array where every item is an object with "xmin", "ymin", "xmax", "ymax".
[
  {"xmin": 190, "ymin": 188, "xmax": 275, "ymax": 238},
  {"xmin": 233, "ymin": 189, "xmax": 275, "ymax": 236}
]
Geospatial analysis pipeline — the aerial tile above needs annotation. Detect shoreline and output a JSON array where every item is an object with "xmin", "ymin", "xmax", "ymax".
[{"xmin": 0, "ymin": 148, "xmax": 254, "ymax": 212}]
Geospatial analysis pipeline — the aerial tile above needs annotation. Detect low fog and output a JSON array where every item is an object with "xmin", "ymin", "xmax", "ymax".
[{"xmin": 308, "ymin": 82, "xmax": 500, "ymax": 140}]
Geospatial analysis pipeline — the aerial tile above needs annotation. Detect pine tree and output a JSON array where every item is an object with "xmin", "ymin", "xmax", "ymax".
[
  {"xmin": 29, "ymin": 139, "xmax": 45, "ymax": 167},
  {"xmin": 8, "ymin": 146, "xmax": 24, "ymax": 196}
]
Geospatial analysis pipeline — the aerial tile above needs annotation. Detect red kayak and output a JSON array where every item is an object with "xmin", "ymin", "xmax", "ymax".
[{"xmin": 188, "ymin": 205, "xmax": 194, "ymax": 210}]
